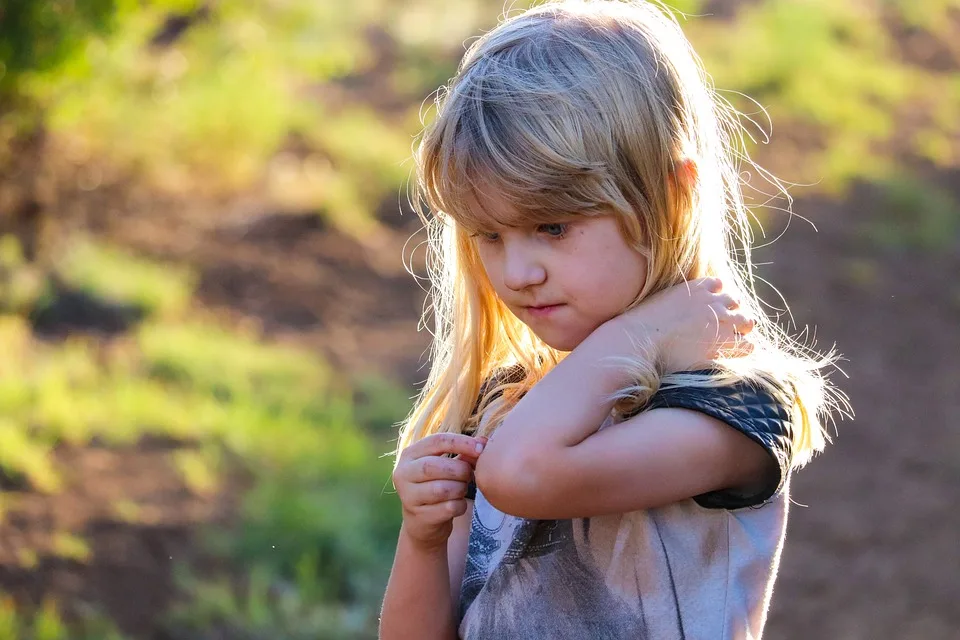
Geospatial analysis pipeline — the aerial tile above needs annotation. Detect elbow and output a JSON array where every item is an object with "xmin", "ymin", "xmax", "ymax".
[{"xmin": 474, "ymin": 446, "xmax": 551, "ymax": 518}]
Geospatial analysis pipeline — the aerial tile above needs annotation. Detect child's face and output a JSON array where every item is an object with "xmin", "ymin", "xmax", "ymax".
[{"xmin": 470, "ymin": 194, "xmax": 648, "ymax": 352}]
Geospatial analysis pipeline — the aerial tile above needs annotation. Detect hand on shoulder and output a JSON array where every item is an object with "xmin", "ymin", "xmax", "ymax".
[{"xmin": 609, "ymin": 277, "xmax": 756, "ymax": 373}]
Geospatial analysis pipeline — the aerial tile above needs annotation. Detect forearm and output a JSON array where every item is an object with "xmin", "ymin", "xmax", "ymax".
[
  {"xmin": 489, "ymin": 318, "xmax": 644, "ymax": 452},
  {"xmin": 380, "ymin": 523, "xmax": 459, "ymax": 640},
  {"xmin": 472, "ymin": 278, "xmax": 744, "ymax": 514},
  {"xmin": 472, "ymin": 319, "xmax": 648, "ymax": 510}
]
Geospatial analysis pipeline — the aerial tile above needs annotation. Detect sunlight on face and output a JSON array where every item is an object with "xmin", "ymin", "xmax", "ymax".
[{"xmin": 468, "ymin": 194, "xmax": 648, "ymax": 351}]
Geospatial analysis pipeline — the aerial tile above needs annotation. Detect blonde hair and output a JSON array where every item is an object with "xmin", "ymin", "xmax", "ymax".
[{"xmin": 396, "ymin": 0, "xmax": 849, "ymax": 469}]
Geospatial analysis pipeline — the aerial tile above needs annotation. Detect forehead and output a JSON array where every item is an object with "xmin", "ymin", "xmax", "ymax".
[
  {"xmin": 452, "ymin": 177, "xmax": 587, "ymax": 233},
  {"xmin": 461, "ymin": 187, "xmax": 524, "ymax": 228}
]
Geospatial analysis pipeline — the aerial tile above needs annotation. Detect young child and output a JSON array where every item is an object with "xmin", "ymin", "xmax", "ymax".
[{"xmin": 381, "ymin": 1, "xmax": 847, "ymax": 638}]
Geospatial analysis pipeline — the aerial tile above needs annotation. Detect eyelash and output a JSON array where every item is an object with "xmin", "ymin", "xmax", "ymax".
[
  {"xmin": 472, "ymin": 223, "xmax": 569, "ymax": 242},
  {"xmin": 540, "ymin": 223, "xmax": 568, "ymax": 238}
]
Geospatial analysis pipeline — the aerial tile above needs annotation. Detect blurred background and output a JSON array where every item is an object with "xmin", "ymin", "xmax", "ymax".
[{"xmin": 0, "ymin": 0, "xmax": 956, "ymax": 638}]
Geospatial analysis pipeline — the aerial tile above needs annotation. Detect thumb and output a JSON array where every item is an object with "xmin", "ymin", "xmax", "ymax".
[{"xmin": 455, "ymin": 436, "xmax": 489, "ymax": 465}]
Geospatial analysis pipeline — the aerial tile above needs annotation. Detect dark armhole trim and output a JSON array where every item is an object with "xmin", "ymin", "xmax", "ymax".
[{"xmin": 645, "ymin": 380, "xmax": 793, "ymax": 510}]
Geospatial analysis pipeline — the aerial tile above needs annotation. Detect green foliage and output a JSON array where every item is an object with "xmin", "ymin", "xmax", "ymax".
[
  {"xmin": 0, "ymin": 244, "xmax": 407, "ymax": 638},
  {"xmin": 55, "ymin": 239, "xmax": 196, "ymax": 317},
  {"xmin": 166, "ymin": 560, "xmax": 375, "ymax": 639},
  {"xmin": 0, "ymin": 420, "xmax": 60, "ymax": 493},
  {"xmin": 351, "ymin": 373, "xmax": 413, "ymax": 439},
  {"xmin": 0, "ymin": 0, "xmax": 121, "ymax": 98},
  {"xmin": 690, "ymin": 0, "xmax": 959, "ymax": 190},
  {"xmin": 51, "ymin": 531, "xmax": 93, "ymax": 563},
  {"xmin": 139, "ymin": 322, "xmax": 330, "ymax": 404},
  {"xmin": 6, "ymin": 0, "xmax": 957, "ymax": 236},
  {"xmin": 17, "ymin": 0, "xmax": 416, "ymax": 234},
  {"xmin": 0, "ymin": 236, "xmax": 48, "ymax": 315},
  {"xmin": 0, "ymin": 597, "xmax": 126, "ymax": 640}
]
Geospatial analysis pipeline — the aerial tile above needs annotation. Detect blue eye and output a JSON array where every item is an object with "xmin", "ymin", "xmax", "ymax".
[{"xmin": 539, "ymin": 223, "xmax": 567, "ymax": 237}]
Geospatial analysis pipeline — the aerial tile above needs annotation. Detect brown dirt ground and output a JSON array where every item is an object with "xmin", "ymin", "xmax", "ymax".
[{"xmin": 752, "ymin": 178, "xmax": 960, "ymax": 640}]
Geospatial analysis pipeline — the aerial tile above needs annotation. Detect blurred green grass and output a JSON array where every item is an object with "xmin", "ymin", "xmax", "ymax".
[{"xmin": 0, "ymin": 234, "xmax": 405, "ymax": 638}]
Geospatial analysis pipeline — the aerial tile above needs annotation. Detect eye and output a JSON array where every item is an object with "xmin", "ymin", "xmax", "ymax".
[
  {"xmin": 471, "ymin": 231, "xmax": 500, "ymax": 242},
  {"xmin": 538, "ymin": 223, "xmax": 568, "ymax": 238}
]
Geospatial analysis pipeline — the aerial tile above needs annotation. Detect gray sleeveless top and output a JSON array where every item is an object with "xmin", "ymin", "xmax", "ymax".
[{"xmin": 458, "ymin": 379, "xmax": 794, "ymax": 640}]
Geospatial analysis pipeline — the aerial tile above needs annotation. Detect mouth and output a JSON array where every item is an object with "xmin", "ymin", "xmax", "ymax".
[{"xmin": 524, "ymin": 303, "xmax": 565, "ymax": 317}]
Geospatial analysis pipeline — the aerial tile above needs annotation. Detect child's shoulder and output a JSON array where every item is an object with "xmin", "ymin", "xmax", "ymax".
[
  {"xmin": 639, "ymin": 370, "xmax": 796, "ymax": 510},
  {"xmin": 648, "ymin": 370, "xmax": 792, "ymax": 416}
]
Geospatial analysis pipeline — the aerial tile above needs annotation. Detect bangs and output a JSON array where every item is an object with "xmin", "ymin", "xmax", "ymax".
[
  {"xmin": 446, "ymin": 160, "xmax": 590, "ymax": 235},
  {"xmin": 422, "ymin": 50, "xmax": 620, "ymax": 234}
]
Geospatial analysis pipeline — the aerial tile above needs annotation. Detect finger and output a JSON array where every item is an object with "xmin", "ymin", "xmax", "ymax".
[
  {"xmin": 409, "ymin": 479, "xmax": 469, "ymax": 507},
  {"xmin": 452, "ymin": 452, "xmax": 481, "ymax": 470},
  {"xmin": 723, "ymin": 333, "xmax": 755, "ymax": 359},
  {"xmin": 403, "ymin": 432, "xmax": 485, "ymax": 461},
  {"xmin": 729, "ymin": 313, "xmax": 755, "ymax": 334},
  {"xmin": 714, "ymin": 293, "xmax": 738, "ymax": 310},
  {"xmin": 414, "ymin": 499, "xmax": 469, "ymax": 524},
  {"xmin": 702, "ymin": 276, "xmax": 723, "ymax": 293},
  {"xmin": 715, "ymin": 306, "xmax": 751, "ymax": 329},
  {"xmin": 412, "ymin": 455, "xmax": 474, "ymax": 484}
]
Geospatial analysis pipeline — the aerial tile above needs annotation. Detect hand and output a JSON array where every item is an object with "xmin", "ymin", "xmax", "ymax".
[
  {"xmin": 613, "ymin": 277, "xmax": 755, "ymax": 373},
  {"xmin": 392, "ymin": 433, "xmax": 487, "ymax": 551}
]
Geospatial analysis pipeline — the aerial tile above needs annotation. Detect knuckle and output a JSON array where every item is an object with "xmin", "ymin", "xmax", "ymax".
[
  {"xmin": 421, "ymin": 457, "xmax": 436, "ymax": 477},
  {"xmin": 433, "ymin": 483, "xmax": 448, "ymax": 501}
]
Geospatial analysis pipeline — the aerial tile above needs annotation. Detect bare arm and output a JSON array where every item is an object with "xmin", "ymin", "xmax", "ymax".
[
  {"xmin": 380, "ymin": 522, "xmax": 460, "ymax": 640},
  {"xmin": 476, "ymin": 406, "xmax": 773, "ymax": 519},
  {"xmin": 474, "ymin": 280, "xmax": 766, "ymax": 518},
  {"xmin": 380, "ymin": 432, "xmax": 482, "ymax": 640}
]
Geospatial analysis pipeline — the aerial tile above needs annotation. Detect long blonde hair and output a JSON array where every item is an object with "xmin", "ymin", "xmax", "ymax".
[{"xmin": 396, "ymin": 0, "xmax": 849, "ymax": 469}]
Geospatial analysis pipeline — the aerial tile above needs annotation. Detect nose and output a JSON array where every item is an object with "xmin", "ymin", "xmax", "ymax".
[{"xmin": 502, "ymin": 241, "xmax": 546, "ymax": 292}]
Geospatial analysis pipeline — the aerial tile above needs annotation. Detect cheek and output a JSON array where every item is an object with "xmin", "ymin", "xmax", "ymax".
[
  {"xmin": 477, "ymin": 252, "xmax": 513, "ymax": 302},
  {"xmin": 475, "ymin": 248, "xmax": 497, "ymax": 280},
  {"xmin": 573, "ymin": 252, "xmax": 646, "ymax": 311}
]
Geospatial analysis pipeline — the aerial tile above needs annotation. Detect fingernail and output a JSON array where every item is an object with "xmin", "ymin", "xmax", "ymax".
[{"xmin": 475, "ymin": 442, "xmax": 484, "ymax": 453}]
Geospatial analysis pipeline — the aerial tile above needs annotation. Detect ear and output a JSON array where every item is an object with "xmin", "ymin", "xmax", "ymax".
[
  {"xmin": 667, "ymin": 157, "xmax": 698, "ymax": 214},
  {"xmin": 668, "ymin": 157, "xmax": 698, "ymax": 195}
]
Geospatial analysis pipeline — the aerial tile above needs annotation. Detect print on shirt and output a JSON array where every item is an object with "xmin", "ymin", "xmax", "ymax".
[{"xmin": 459, "ymin": 493, "xmax": 654, "ymax": 639}]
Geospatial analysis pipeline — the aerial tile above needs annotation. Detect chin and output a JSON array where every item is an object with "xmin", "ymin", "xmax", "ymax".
[{"xmin": 536, "ymin": 332, "xmax": 585, "ymax": 353}]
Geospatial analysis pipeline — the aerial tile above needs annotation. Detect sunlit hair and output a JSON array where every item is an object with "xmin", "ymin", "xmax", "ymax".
[{"xmin": 396, "ymin": 0, "xmax": 849, "ymax": 469}]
